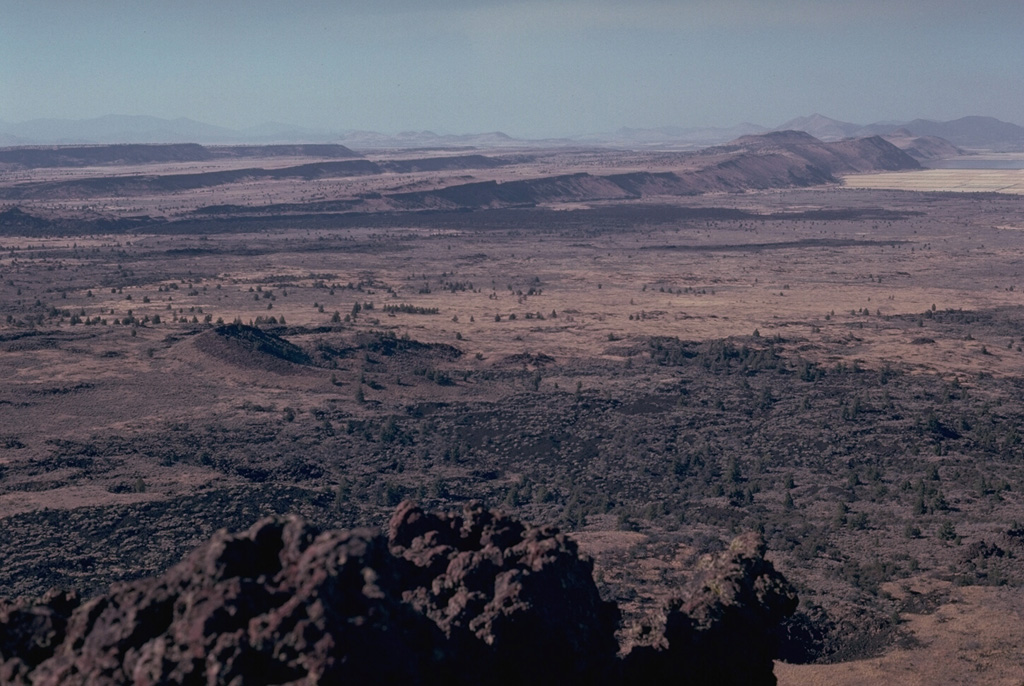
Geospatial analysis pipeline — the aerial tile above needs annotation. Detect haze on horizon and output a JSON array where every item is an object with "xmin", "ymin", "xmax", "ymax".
[{"xmin": 2, "ymin": 0, "xmax": 1022, "ymax": 139}]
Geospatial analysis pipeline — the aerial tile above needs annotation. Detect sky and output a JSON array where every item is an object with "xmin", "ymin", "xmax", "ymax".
[{"xmin": 2, "ymin": 0, "xmax": 1022, "ymax": 138}]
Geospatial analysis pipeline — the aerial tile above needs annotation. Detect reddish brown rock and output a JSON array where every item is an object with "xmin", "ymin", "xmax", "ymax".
[
  {"xmin": 0, "ymin": 503, "xmax": 796, "ymax": 685},
  {"xmin": 0, "ymin": 590, "xmax": 79, "ymax": 686},
  {"xmin": 23, "ymin": 517, "xmax": 447, "ymax": 685},
  {"xmin": 621, "ymin": 533, "xmax": 798, "ymax": 685},
  {"xmin": 387, "ymin": 501, "xmax": 621, "ymax": 685}
]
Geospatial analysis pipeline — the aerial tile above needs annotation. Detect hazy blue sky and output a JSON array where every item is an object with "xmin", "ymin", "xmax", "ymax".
[{"xmin": 2, "ymin": 0, "xmax": 1022, "ymax": 137}]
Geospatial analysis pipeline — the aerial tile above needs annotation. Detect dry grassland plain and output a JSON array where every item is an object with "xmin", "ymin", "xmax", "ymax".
[
  {"xmin": 844, "ymin": 155, "xmax": 1024, "ymax": 195},
  {"xmin": 843, "ymin": 169, "xmax": 1024, "ymax": 194},
  {"xmin": 2, "ymin": 148, "xmax": 1024, "ymax": 682}
]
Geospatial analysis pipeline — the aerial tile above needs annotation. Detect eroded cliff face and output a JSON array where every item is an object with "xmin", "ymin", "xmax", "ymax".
[{"xmin": 0, "ymin": 502, "xmax": 795, "ymax": 686}]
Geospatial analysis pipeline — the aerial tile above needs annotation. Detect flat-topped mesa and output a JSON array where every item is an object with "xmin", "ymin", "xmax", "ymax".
[{"xmin": 0, "ymin": 502, "xmax": 796, "ymax": 686}]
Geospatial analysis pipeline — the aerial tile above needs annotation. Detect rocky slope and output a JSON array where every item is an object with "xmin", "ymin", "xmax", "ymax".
[{"xmin": 0, "ymin": 502, "xmax": 796, "ymax": 685}]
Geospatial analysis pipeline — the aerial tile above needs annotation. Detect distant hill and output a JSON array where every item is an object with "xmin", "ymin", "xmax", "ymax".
[
  {"xmin": 773, "ymin": 114, "xmax": 861, "ymax": 141},
  {"xmin": 881, "ymin": 129, "xmax": 962, "ymax": 160},
  {"xmin": 334, "ymin": 130, "xmax": 527, "ymax": 149},
  {"xmin": 576, "ymin": 123, "xmax": 769, "ymax": 148},
  {"xmin": 714, "ymin": 130, "xmax": 920, "ymax": 174},
  {"xmin": 891, "ymin": 116, "xmax": 1024, "ymax": 151},
  {"xmin": 0, "ymin": 143, "xmax": 362, "ymax": 170},
  {"xmin": 775, "ymin": 114, "xmax": 1024, "ymax": 152},
  {"xmin": 0, "ymin": 116, "xmax": 381, "ymax": 146},
  {"xmin": 0, "ymin": 115, "xmax": 240, "ymax": 145},
  {"xmin": 0, "ymin": 116, "xmax": 538, "ymax": 149},
  {"xmin": 579, "ymin": 114, "xmax": 1023, "ymax": 153}
]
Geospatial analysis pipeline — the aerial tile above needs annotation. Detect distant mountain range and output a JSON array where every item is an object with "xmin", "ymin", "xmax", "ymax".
[
  {"xmin": 573, "ymin": 122, "xmax": 770, "ymax": 148},
  {"xmin": 0, "ymin": 115, "xmax": 240, "ymax": 146},
  {"xmin": 587, "ymin": 115, "xmax": 1024, "ymax": 152},
  {"xmin": 0, "ymin": 115, "xmax": 534, "ymax": 150},
  {"xmin": 771, "ymin": 114, "xmax": 1024, "ymax": 151},
  {"xmin": 1, "ymin": 113, "xmax": 1022, "ymax": 151}
]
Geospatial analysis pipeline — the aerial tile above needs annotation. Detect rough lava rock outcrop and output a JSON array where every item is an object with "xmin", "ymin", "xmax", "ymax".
[
  {"xmin": 386, "ymin": 500, "xmax": 621, "ymax": 685},
  {"xmin": 0, "ymin": 502, "xmax": 796, "ymax": 685},
  {"xmin": 620, "ymin": 533, "xmax": 799, "ymax": 684}
]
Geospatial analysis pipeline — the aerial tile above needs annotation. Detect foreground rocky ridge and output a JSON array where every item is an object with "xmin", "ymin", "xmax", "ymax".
[{"xmin": 0, "ymin": 502, "xmax": 796, "ymax": 685}]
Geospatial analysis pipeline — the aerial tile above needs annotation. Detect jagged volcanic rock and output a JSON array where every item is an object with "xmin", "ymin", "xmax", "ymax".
[
  {"xmin": 0, "ymin": 503, "xmax": 797, "ymax": 685},
  {"xmin": 387, "ymin": 500, "xmax": 621, "ymax": 685},
  {"xmin": 620, "ymin": 533, "xmax": 799, "ymax": 685}
]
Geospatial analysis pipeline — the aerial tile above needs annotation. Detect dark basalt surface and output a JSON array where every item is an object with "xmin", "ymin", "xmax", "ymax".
[{"xmin": 0, "ymin": 502, "xmax": 795, "ymax": 686}]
